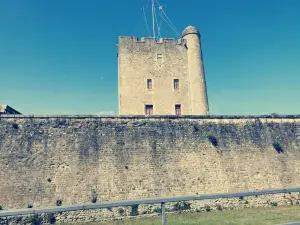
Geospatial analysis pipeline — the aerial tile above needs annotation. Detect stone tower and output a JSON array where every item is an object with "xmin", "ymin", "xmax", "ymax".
[
  {"xmin": 182, "ymin": 26, "xmax": 209, "ymax": 115},
  {"xmin": 118, "ymin": 26, "xmax": 209, "ymax": 116}
]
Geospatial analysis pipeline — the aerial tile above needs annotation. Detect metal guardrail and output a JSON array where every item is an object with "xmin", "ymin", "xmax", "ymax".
[{"xmin": 1, "ymin": 187, "xmax": 300, "ymax": 224}]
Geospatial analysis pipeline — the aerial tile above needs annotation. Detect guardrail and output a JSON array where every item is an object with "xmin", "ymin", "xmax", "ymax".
[{"xmin": 1, "ymin": 187, "xmax": 300, "ymax": 225}]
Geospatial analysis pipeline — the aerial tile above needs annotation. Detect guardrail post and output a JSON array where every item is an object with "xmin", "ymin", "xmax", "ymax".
[{"xmin": 161, "ymin": 202, "xmax": 166, "ymax": 225}]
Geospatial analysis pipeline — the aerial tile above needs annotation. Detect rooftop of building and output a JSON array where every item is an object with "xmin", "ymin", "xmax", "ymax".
[{"xmin": 0, "ymin": 104, "xmax": 21, "ymax": 114}]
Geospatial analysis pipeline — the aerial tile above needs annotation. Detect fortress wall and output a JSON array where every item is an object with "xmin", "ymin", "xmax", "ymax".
[{"xmin": 0, "ymin": 116, "xmax": 300, "ymax": 209}]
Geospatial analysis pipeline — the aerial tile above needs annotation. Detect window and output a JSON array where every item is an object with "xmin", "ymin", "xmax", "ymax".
[
  {"xmin": 145, "ymin": 105, "xmax": 153, "ymax": 115},
  {"xmin": 175, "ymin": 104, "xmax": 181, "ymax": 116},
  {"xmin": 174, "ymin": 79, "xmax": 179, "ymax": 89},
  {"xmin": 157, "ymin": 54, "xmax": 163, "ymax": 63},
  {"xmin": 147, "ymin": 79, "xmax": 152, "ymax": 89}
]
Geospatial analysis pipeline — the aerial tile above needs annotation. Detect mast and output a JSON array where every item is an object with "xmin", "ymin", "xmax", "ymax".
[
  {"xmin": 138, "ymin": 0, "xmax": 179, "ymax": 39},
  {"xmin": 152, "ymin": 0, "xmax": 156, "ymax": 38}
]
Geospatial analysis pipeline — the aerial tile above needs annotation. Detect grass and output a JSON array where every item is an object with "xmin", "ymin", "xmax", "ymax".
[{"xmin": 77, "ymin": 205, "xmax": 300, "ymax": 225}]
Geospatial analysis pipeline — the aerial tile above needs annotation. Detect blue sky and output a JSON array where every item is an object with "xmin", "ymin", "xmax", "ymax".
[{"xmin": 0, "ymin": 0, "xmax": 299, "ymax": 115}]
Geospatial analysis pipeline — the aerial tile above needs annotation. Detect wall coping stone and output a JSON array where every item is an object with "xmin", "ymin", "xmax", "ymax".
[{"xmin": 0, "ymin": 114, "xmax": 300, "ymax": 119}]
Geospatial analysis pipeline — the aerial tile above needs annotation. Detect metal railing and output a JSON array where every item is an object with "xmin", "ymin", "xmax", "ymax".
[{"xmin": 1, "ymin": 187, "xmax": 300, "ymax": 225}]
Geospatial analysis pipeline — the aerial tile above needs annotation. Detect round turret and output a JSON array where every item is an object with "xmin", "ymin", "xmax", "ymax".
[
  {"xmin": 182, "ymin": 25, "xmax": 208, "ymax": 115},
  {"xmin": 182, "ymin": 26, "xmax": 200, "ymax": 38}
]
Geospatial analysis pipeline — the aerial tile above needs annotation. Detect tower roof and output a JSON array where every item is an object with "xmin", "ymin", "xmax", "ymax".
[{"xmin": 182, "ymin": 26, "xmax": 200, "ymax": 38}]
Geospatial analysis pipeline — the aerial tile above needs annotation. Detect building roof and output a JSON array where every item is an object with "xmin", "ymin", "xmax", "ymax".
[{"xmin": 0, "ymin": 104, "xmax": 21, "ymax": 114}]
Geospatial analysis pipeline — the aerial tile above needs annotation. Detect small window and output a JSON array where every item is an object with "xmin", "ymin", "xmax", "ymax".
[
  {"xmin": 145, "ymin": 105, "xmax": 153, "ymax": 115},
  {"xmin": 174, "ymin": 79, "xmax": 179, "ymax": 89},
  {"xmin": 147, "ymin": 79, "xmax": 152, "ymax": 89},
  {"xmin": 175, "ymin": 104, "xmax": 181, "ymax": 116},
  {"xmin": 157, "ymin": 54, "xmax": 163, "ymax": 63}
]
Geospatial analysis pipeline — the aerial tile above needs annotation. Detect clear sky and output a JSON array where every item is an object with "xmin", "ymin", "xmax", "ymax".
[{"xmin": 0, "ymin": 0, "xmax": 299, "ymax": 115}]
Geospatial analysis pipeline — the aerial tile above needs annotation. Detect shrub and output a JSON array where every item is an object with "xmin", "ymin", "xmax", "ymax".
[
  {"xmin": 273, "ymin": 143, "xmax": 283, "ymax": 153},
  {"xmin": 0, "ymin": 206, "xmax": 3, "ymax": 210},
  {"xmin": 239, "ymin": 196, "xmax": 244, "ymax": 200},
  {"xmin": 173, "ymin": 202, "xmax": 180, "ymax": 211},
  {"xmin": 207, "ymin": 136, "xmax": 218, "ymax": 147},
  {"xmin": 153, "ymin": 207, "xmax": 162, "ymax": 214},
  {"xmin": 56, "ymin": 200, "xmax": 62, "ymax": 206},
  {"xmin": 47, "ymin": 178, "xmax": 52, "ymax": 183},
  {"xmin": 271, "ymin": 201, "xmax": 278, "ymax": 207},
  {"xmin": 205, "ymin": 205, "xmax": 212, "ymax": 212},
  {"xmin": 15, "ymin": 217, "xmax": 23, "ymax": 223},
  {"xmin": 296, "ymin": 201, "xmax": 300, "ymax": 205},
  {"xmin": 141, "ymin": 210, "xmax": 148, "ymax": 215},
  {"xmin": 27, "ymin": 204, "xmax": 33, "ymax": 208},
  {"xmin": 216, "ymin": 204, "xmax": 222, "ymax": 211},
  {"xmin": 182, "ymin": 201, "xmax": 191, "ymax": 210},
  {"xmin": 130, "ymin": 204, "xmax": 139, "ymax": 216},
  {"xmin": 173, "ymin": 201, "xmax": 191, "ymax": 211},
  {"xmin": 25, "ymin": 215, "xmax": 42, "ymax": 225},
  {"xmin": 245, "ymin": 200, "xmax": 249, "ymax": 204},
  {"xmin": 45, "ymin": 213, "xmax": 56, "ymax": 224},
  {"xmin": 196, "ymin": 208, "xmax": 202, "ymax": 213},
  {"xmin": 118, "ymin": 207, "xmax": 125, "ymax": 216}
]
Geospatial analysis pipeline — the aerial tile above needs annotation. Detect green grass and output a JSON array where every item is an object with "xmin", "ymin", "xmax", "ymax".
[{"xmin": 80, "ymin": 205, "xmax": 300, "ymax": 225}]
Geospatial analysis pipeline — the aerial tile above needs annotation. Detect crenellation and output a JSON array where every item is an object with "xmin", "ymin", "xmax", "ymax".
[
  {"xmin": 157, "ymin": 38, "xmax": 178, "ymax": 44},
  {"xmin": 119, "ymin": 36, "xmax": 185, "ymax": 46}
]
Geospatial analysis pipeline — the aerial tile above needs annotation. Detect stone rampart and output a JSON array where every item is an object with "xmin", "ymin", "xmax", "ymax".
[{"xmin": 0, "ymin": 115, "xmax": 300, "ymax": 209}]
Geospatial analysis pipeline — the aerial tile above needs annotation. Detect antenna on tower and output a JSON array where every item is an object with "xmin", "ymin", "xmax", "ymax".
[
  {"xmin": 152, "ymin": 0, "xmax": 156, "ymax": 38},
  {"xmin": 134, "ymin": 0, "xmax": 179, "ymax": 39}
]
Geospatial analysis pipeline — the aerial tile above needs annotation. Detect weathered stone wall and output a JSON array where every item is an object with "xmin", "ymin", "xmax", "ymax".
[{"xmin": 0, "ymin": 115, "xmax": 300, "ymax": 210}]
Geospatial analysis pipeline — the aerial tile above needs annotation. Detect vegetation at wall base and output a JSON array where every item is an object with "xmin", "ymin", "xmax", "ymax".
[
  {"xmin": 130, "ymin": 204, "xmax": 139, "ymax": 216},
  {"xmin": 271, "ymin": 201, "xmax": 278, "ymax": 207},
  {"xmin": 74, "ymin": 205, "xmax": 300, "ymax": 225},
  {"xmin": 45, "ymin": 213, "xmax": 56, "ymax": 224},
  {"xmin": 24, "ymin": 215, "xmax": 42, "ymax": 225},
  {"xmin": 173, "ymin": 201, "xmax": 191, "ymax": 211}
]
